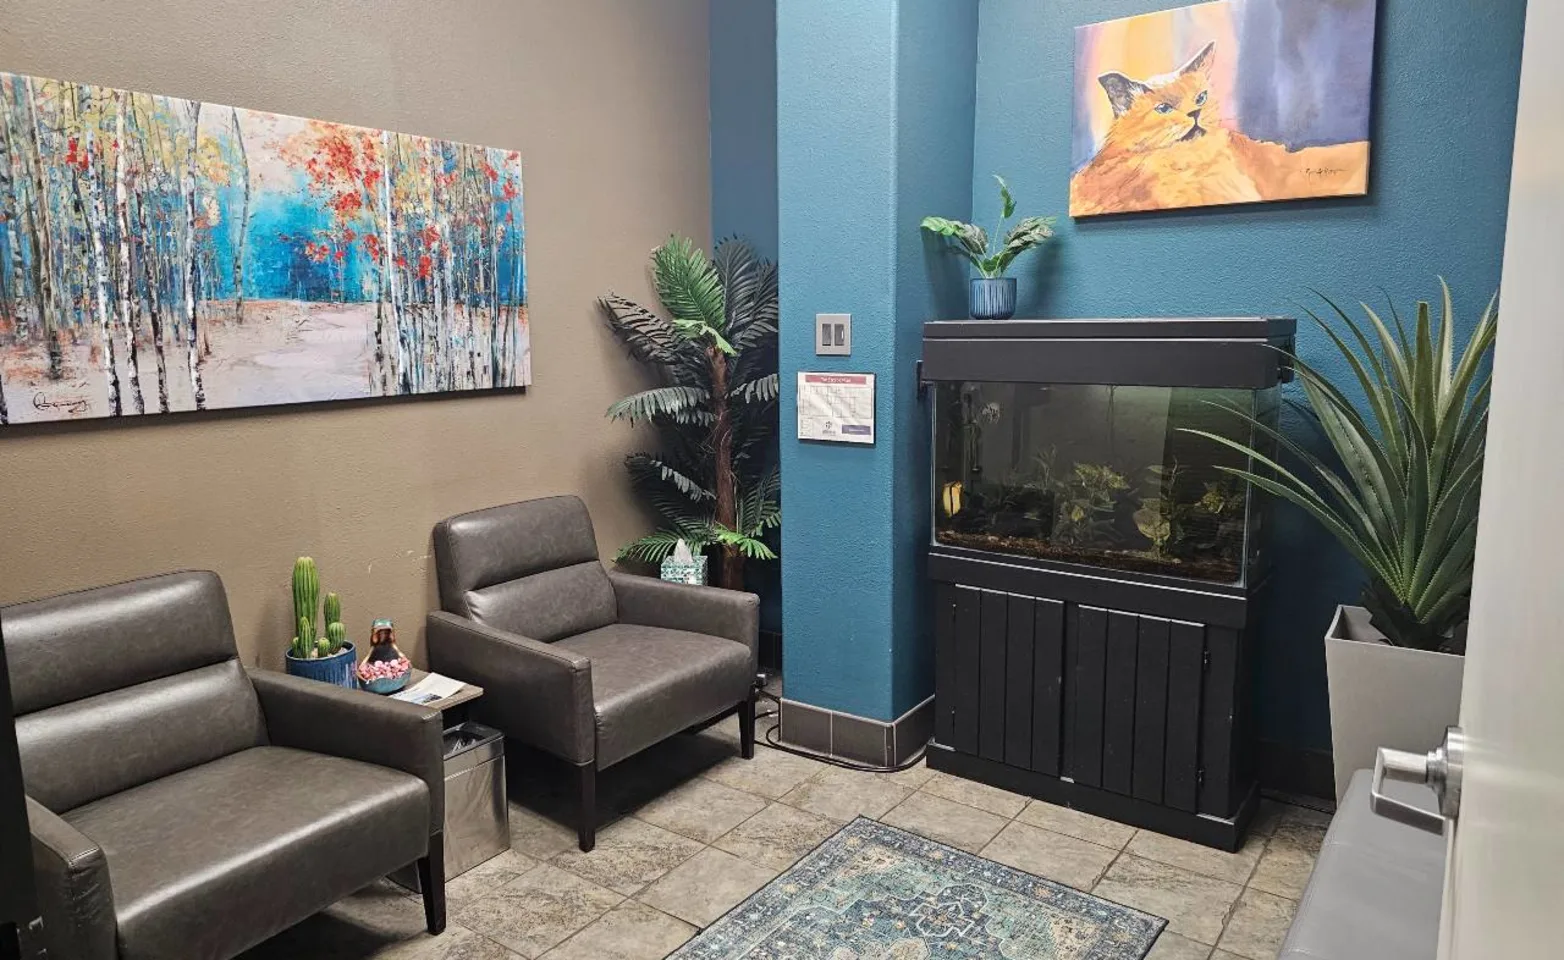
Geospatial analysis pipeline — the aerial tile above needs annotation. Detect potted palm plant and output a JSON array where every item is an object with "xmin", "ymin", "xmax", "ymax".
[
  {"xmin": 1187, "ymin": 282, "xmax": 1496, "ymax": 799},
  {"xmin": 922, "ymin": 175, "xmax": 1056, "ymax": 320},
  {"xmin": 600, "ymin": 237, "xmax": 779, "ymax": 590}
]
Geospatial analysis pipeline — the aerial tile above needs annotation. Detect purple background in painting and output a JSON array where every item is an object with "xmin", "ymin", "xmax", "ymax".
[{"xmin": 1072, "ymin": 0, "xmax": 1377, "ymax": 169}]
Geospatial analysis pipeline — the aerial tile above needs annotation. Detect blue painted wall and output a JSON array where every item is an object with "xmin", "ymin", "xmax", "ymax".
[
  {"xmin": 710, "ymin": 0, "xmax": 778, "ymax": 261},
  {"xmin": 778, "ymin": 0, "xmax": 976, "ymax": 721},
  {"xmin": 972, "ymin": 0, "xmax": 1526, "ymax": 749},
  {"xmin": 711, "ymin": 0, "xmax": 782, "ymax": 635}
]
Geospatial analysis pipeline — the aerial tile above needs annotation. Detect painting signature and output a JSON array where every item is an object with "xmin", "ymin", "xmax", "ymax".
[
  {"xmin": 1304, "ymin": 167, "xmax": 1345, "ymax": 177},
  {"xmin": 33, "ymin": 392, "xmax": 91, "ymax": 415}
]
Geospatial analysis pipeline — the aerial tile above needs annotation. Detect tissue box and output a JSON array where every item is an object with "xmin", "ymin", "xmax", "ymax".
[{"xmin": 660, "ymin": 554, "xmax": 708, "ymax": 586}]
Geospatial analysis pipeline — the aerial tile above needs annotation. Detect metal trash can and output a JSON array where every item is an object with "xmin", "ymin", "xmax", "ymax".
[{"xmin": 393, "ymin": 722, "xmax": 508, "ymax": 891}]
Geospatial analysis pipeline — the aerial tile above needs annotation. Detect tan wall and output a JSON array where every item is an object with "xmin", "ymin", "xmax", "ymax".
[{"xmin": 0, "ymin": 0, "xmax": 711, "ymax": 667}]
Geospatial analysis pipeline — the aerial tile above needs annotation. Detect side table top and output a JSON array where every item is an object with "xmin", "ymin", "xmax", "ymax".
[{"xmin": 403, "ymin": 668, "xmax": 484, "ymax": 712}]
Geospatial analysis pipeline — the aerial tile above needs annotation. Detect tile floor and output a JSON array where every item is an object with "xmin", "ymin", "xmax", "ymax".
[{"xmin": 240, "ymin": 714, "xmax": 1328, "ymax": 960}]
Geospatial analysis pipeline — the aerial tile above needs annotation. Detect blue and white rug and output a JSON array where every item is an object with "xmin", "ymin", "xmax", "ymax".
[{"xmin": 672, "ymin": 817, "xmax": 1165, "ymax": 959}]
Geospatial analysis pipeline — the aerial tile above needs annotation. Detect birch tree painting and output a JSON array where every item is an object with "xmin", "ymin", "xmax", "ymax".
[{"xmin": 0, "ymin": 71, "xmax": 528, "ymax": 425}]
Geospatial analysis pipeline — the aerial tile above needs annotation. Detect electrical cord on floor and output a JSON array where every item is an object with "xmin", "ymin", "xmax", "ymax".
[{"xmin": 753, "ymin": 688, "xmax": 929, "ymax": 774}]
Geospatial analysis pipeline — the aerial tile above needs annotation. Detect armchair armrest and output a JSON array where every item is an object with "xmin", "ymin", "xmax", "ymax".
[
  {"xmin": 27, "ymin": 796, "xmax": 116, "ymax": 960},
  {"xmin": 426, "ymin": 611, "xmax": 595, "ymax": 765},
  {"xmin": 250, "ymin": 670, "xmax": 445, "ymax": 832},
  {"xmin": 609, "ymin": 572, "xmax": 759, "ymax": 667}
]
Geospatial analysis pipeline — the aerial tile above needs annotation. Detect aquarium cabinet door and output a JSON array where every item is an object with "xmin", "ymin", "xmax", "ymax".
[{"xmin": 929, "ymin": 582, "xmax": 1254, "ymax": 850}]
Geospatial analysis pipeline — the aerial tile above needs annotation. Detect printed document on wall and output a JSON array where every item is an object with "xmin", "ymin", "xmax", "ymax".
[{"xmin": 797, "ymin": 372, "xmax": 875, "ymax": 444}]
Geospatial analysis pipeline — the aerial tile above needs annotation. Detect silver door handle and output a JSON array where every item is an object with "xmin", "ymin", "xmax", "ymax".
[{"xmin": 1369, "ymin": 725, "xmax": 1465, "ymax": 835}]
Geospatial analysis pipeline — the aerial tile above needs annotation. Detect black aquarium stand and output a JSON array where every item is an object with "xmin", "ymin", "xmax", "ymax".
[{"xmin": 920, "ymin": 317, "xmax": 1295, "ymax": 851}]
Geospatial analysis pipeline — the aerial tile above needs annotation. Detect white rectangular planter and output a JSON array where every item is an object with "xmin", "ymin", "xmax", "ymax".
[{"xmin": 1324, "ymin": 605, "xmax": 1464, "ymax": 802}]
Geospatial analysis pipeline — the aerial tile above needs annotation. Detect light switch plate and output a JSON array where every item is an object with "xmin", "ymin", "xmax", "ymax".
[{"xmin": 816, "ymin": 313, "xmax": 851, "ymax": 356}]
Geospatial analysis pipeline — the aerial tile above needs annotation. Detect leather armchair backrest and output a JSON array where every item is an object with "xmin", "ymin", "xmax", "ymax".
[
  {"xmin": 433, "ymin": 496, "xmax": 617, "ymax": 642},
  {"xmin": 3, "ymin": 571, "xmax": 265, "ymax": 812}
]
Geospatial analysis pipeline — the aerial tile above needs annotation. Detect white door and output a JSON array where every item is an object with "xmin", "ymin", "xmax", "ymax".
[{"xmin": 1439, "ymin": 0, "xmax": 1564, "ymax": 955}]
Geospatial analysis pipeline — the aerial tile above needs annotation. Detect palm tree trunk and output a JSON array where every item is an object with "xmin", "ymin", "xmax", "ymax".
[{"xmin": 710, "ymin": 345, "xmax": 743, "ymax": 590}]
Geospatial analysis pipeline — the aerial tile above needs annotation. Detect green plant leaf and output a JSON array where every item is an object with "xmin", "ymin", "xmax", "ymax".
[
  {"xmin": 605, "ymin": 385, "xmax": 713, "ymax": 426},
  {"xmin": 995, "ymin": 174, "xmax": 1016, "ymax": 219}
]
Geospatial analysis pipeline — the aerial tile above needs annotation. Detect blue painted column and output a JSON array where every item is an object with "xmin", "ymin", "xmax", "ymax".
[{"xmin": 777, "ymin": 0, "xmax": 977, "ymax": 728}]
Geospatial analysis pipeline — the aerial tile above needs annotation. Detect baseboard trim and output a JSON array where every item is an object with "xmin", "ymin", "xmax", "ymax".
[{"xmin": 778, "ymin": 695, "xmax": 934, "ymax": 767}]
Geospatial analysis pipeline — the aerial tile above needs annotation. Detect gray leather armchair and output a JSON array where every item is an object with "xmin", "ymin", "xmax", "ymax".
[
  {"xmin": 428, "ymin": 496, "xmax": 760, "ymax": 851},
  {"xmin": 4, "ymin": 572, "xmax": 446, "ymax": 960}
]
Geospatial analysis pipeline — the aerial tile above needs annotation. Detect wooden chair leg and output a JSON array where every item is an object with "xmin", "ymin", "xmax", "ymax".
[
  {"xmin": 740, "ymin": 686, "xmax": 757, "ymax": 760},
  {"xmin": 417, "ymin": 832, "xmax": 446, "ymax": 935},
  {"xmin": 577, "ymin": 762, "xmax": 597, "ymax": 852}
]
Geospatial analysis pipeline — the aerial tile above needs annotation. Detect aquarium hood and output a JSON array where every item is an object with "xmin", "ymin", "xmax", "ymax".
[{"xmin": 921, "ymin": 317, "xmax": 1296, "ymax": 389}]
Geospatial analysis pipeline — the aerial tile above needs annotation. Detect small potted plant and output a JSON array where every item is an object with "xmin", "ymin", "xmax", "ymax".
[
  {"xmin": 282, "ymin": 557, "xmax": 356, "ymax": 688},
  {"xmin": 922, "ymin": 175, "xmax": 1057, "ymax": 320},
  {"xmin": 1185, "ymin": 282, "xmax": 1496, "ymax": 799}
]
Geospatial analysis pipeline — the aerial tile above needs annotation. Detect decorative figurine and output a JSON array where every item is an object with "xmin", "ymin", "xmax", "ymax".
[{"xmin": 357, "ymin": 618, "xmax": 412, "ymax": 693}]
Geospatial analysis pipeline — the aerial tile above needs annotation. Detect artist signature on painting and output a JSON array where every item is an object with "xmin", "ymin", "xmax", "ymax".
[
  {"xmin": 1304, "ymin": 167, "xmax": 1345, "ymax": 177},
  {"xmin": 33, "ymin": 392, "xmax": 91, "ymax": 415}
]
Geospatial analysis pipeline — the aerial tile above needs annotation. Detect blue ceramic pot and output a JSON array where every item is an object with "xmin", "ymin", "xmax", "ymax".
[
  {"xmin": 970, "ymin": 277, "xmax": 1017, "ymax": 320},
  {"xmin": 284, "ymin": 641, "xmax": 357, "ymax": 689}
]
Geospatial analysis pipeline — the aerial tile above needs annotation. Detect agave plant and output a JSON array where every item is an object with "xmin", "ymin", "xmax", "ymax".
[
  {"xmin": 600, "ymin": 236, "xmax": 779, "ymax": 590},
  {"xmin": 921, "ymin": 175, "xmax": 1056, "ymax": 279},
  {"xmin": 1184, "ymin": 282, "xmax": 1497, "ymax": 651}
]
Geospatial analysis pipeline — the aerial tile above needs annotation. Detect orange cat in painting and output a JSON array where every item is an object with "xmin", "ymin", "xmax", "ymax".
[{"xmin": 1070, "ymin": 42, "xmax": 1368, "ymax": 216}]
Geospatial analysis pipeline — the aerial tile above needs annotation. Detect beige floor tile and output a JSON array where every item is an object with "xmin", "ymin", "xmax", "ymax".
[
  {"xmin": 713, "ymin": 802, "xmax": 841, "ymax": 871},
  {"xmin": 1248, "ymin": 800, "xmax": 1288, "ymax": 838},
  {"xmin": 1124, "ymin": 830, "xmax": 1264, "ymax": 885},
  {"xmin": 1269, "ymin": 816, "xmax": 1328, "ymax": 856},
  {"xmin": 877, "ymin": 760, "xmax": 937, "ymax": 789},
  {"xmin": 1145, "ymin": 930, "xmax": 1215, "ymax": 960},
  {"xmin": 702, "ymin": 744, "xmax": 825, "ymax": 799},
  {"xmin": 1210, "ymin": 952, "xmax": 1246, "ymax": 960},
  {"xmin": 1247, "ymin": 836, "xmax": 1317, "ymax": 900},
  {"xmin": 632, "ymin": 776, "xmax": 768, "ymax": 843},
  {"xmin": 539, "ymin": 900, "xmax": 696, "ymax": 960},
  {"xmin": 1216, "ymin": 888, "xmax": 1296, "ymax": 960},
  {"xmin": 881, "ymin": 791, "xmax": 1008, "ymax": 853},
  {"xmin": 507, "ymin": 803, "xmax": 580, "ymax": 861},
  {"xmin": 444, "ymin": 850, "xmax": 540, "ymax": 912},
  {"xmin": 1093, "ymin": 854, "xmax": 1242, "ymax": 945},
  {"xmin": 919, "ymin": 771, "xmax": 1029, "ymax": 818},
  {"xmin": 375, "ymin": 924, "xmax": 525, "ymax": 959},
  {"xmin": 780, "ymin": 765, "xmax": 912, "ymax": 822},
  {"xmin": 1017, "ymin": 799, "xmax": 1136, "ymax": 850},
  {"xmin": 978, "ymin": 821, "xmax": 1119, "ymax": 890},
  {"xmin": 1277, "ymin": 803, "xmax": 1333, "ymax": 832},
  {"xmin": 454, "ymin": 863, "xmax": 623, "ymax": 958},
  {"xmin": 636, "ymin": 847, "xmax": 779, "ymax": 927},
  {"xmin": 549, "ymin": 817, "xmax": 704, "ymax": 896}
]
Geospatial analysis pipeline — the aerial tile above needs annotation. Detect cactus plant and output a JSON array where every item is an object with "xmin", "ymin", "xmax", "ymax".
[
  {"xmin": 325, "ymin": 620, "xmax": 347, "ymax": 655},
  {"xmin": 323, "ymin": 592, "xmax": 341, "ymax": 628},
  {"xmin": 292, "ymin": 557, "xmax": 319, "ymax": 653},
  {"xmin": 292, "ymin": 615, "xmax": 315, "ymax": 659}
]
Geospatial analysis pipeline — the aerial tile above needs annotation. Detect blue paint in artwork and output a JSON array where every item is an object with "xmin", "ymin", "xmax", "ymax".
[{"xmin": 1234, "ymin": 0, "xmax": 1377, "ymax": 148}]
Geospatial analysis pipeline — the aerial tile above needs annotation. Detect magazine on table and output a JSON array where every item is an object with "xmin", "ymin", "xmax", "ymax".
[{"xmin": 390, "ymin": 672, "xmax": 465, "ymax": 705}]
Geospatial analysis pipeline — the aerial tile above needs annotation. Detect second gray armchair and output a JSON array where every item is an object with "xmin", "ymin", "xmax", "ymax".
[{"xmin": 428, "ymin": 496, "xmax": 760, "ymax": 852}]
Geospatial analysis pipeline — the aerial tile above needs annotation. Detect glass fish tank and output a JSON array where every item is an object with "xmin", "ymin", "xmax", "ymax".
[{"xmin": 931, "ymin": 381, "xmax": 1278, "ymax": 586}]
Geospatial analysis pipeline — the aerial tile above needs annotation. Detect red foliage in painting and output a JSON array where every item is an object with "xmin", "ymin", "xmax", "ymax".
[
  {"xmin": 417, "ymin": 255, "xmax": 433, "ymax": 280},
  {"xmin": 501, "ymin": 180, "xmax": 519, "ymax": 201},
  {"xmin": 364, "ymin": 233, "xmax": 383, "ymax": 261}
]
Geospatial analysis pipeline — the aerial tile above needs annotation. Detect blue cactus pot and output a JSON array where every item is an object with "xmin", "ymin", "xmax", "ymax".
[
  {"xmin": 284, "ymin": 642, "xmax": 357, "ymax": 689},
  {"xmin": 969, "ymin": 277, "xmax": 1017, "ymax": 320}
]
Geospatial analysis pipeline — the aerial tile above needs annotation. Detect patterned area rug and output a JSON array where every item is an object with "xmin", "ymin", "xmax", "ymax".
[{"xmin": 672, "ymin": 818, "xmax": 1165, "ymax": 959}]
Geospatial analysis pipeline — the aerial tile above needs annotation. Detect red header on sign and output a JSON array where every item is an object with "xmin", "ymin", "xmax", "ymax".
[{"xmin": 803, "ymin": 374, "xmax": 868, "ymax": 385}]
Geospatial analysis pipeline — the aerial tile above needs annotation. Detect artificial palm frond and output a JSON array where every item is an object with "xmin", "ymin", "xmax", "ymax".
[
  {"xmin": 1182, "ymin": 280, "xmax": 1497, "ymax": 651},
  {"xmin": 652, "ymin": 236, "xmax": 734, "ymax": 356},
  {"xmin": 732, "ymin": 373, "xmax": 779, "ymax": 404},
  {"xmin": 625, "ymin": 452, "xmax": 714, "ymax": 502},
  {"xmin": 603, "ymin": 236, "xmax": 780, "ymax": 587}
]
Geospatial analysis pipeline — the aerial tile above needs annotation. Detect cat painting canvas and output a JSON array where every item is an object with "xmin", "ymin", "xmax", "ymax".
[{"xmin": 1071, "ymin": 0, "xmax": 1376, "ymax": 217}]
